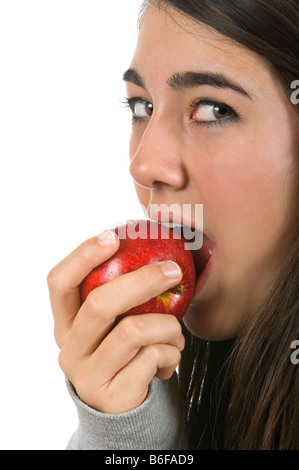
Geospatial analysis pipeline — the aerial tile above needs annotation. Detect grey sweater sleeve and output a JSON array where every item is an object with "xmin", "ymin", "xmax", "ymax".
[{"xmin": 65, "ymin": 373, "xmax": 188, "ymax": 450}]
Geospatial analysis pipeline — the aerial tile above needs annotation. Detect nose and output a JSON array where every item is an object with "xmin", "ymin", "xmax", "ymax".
[{"xmin": 129, "ymin": 116, "xmax": 188, "ymax": 191}]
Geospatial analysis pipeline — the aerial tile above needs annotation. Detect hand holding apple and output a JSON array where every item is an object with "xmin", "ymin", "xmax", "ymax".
[
  {"xmin": 80, "ymin": 220, "xmax": 196, "ymax": 321},
  {"xmin": 48, "ymin": 223, "xmax": 188, "ymax": 414}
]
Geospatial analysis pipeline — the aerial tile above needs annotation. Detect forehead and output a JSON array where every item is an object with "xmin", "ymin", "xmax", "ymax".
[{"xmin": 130, "ymin": 5, "xmax": 275, "ymax": 101}]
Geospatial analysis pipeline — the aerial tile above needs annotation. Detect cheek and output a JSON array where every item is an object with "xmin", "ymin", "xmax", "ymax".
[{"xmin": 194, "ymin": 126, "xmax": 296, "ymax": 252}]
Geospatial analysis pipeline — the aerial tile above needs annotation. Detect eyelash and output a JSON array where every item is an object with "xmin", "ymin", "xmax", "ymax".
[
  {"xmin": 122, "ymin": 97, "xmax": 149, "ymax": 124},
  {"xmin": 188, "ymin": 98, "xmax": 241, "ymax": 128},
  {"xmin": 122, "ymin": 96, "xmax": 241, "ymax": 128}
]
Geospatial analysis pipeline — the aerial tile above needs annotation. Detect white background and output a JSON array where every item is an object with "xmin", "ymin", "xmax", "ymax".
[{"xmin": 0, "ymin": 0, "xmax": 144, "ymax": 450}]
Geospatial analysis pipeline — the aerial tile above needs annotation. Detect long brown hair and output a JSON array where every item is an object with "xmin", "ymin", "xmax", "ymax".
[{"xmin": 140, "ymin": 0, "xmax": 299, "ymax": 449}]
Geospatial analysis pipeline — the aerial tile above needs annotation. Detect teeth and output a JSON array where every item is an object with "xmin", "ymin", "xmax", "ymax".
[{"xmin": 159, "ymin": 221, "xmax": 183, "ymax": 229}]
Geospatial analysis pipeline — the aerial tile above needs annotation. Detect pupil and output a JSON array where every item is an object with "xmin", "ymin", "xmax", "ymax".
[
  {"xmin": 214, "ymin": 105, "xmax": 228, "ymax": 118},
  {"xmin": 146, "ymin": 102, "xmax": 153, "ymax": 115}
]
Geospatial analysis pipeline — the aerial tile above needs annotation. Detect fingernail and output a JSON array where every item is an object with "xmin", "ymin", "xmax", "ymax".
[
  {"xmin": 160, "ymin": 261, "xmax": 182, "ymax": 279},
  {"xmin": 96, "ymin": 230, "xmax": 116, "ymax": 247}
]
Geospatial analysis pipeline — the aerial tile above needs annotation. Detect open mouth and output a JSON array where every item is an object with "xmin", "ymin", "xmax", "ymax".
[
  {"xmin": 191, "ymin": 232, "xmax": 213, "ymax": 282},
  {"xmin": 159, "ymin": 221, "xmax": 214, "ymax": 280}
]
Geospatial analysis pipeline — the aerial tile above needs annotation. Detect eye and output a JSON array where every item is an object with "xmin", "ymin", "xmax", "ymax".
[
  {"xmin": 133, "ymin": 100, "xmax": 153, "ymax": 118},
  {"xmin": 190, "ymin": 99, "xmax": 239, "ymax": 126},
  {"xmin": 124, "ymin": 97, "xmax": 153, "ymax": 122}
]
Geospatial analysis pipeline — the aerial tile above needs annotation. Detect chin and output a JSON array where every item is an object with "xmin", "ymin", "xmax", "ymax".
[{"xmin": 183, "ymin": 300, "xmax": 241, "ymax": 342}]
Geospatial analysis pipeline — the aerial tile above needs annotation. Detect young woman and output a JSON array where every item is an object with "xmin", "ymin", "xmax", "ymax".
[{"xmin": 47, "ymin": 0, "xmax": 299, "ymax": 450}]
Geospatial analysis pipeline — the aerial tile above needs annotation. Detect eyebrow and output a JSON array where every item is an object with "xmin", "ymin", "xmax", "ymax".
[
  {"xmin": 123, "ymin": 68, "xmax": 146, "ymax": 89},
  {"xmin": 123, "ymin": 68, "xmax": 252, "ymax": 100}
]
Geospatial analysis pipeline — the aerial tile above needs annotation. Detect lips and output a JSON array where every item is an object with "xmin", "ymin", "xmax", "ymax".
[
  {"xmin": 155, "ymin": 219, "xmax": 214, "ymax": 280},
  {"xmin": 190, "ymin": 233, "xmax": 213, "ymax": 276},
  {"xmin": 148, "ymin": 204, "xmax": 214, "ymax": 277}
]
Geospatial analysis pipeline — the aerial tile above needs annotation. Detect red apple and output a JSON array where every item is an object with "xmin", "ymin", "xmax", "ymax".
[{"xmin": 80, "ymin": 219, "xmax": 196, "ymax": 321}]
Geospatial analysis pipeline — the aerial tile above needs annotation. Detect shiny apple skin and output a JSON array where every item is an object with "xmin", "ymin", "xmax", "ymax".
[{"xmin": 80, "ymin": 220, "xmax": 196, "ymax": 321}]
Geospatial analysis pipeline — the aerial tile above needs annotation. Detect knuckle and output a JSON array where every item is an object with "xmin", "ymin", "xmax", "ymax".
[
  {"xmin": 58, "ymin": 348, "xmax": 70, "ymax": 375},
  {"xmin": 173, "ymin": 318, "xmax": 183, "ymax": 338},
  {"xmin": 172, "ymin": 347, "xmax": 182, "ymax": 365},
  {"xmin": 145, "ymin": 344, "xmax": 160, "ymax": 361},
  {"xmin": 118, "ymin": 315, "xmax": 142, "ymax": 343},
  {"xmin": 167, "ymin": 314, "xmax": 182, "ymax": 336},
  {"xmin": 83, "ymin": 289, "xmax": 104, "ymax": 320},
  {"xmin": 148, "ymin": 344, "xmax": 181, "ymax": 368},
  {"xmin": 167, "ymin": 346, "xmax": 181, "ymax": 368},
  {"xmin": 47, "ymin": 267, "xmax": 62, "ymax": 292},
  {"xmin": 139, "ymin": 344, "xmax": 160, "ymax": 367}
]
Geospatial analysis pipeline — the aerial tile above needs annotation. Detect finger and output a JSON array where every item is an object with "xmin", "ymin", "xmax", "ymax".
[
  {"xmin": 100, "ymin": 344, "xmax": 182, "ymax": 414},
  {"xmin": 65, "ymin": 261, "xmax": 182, "ymax": 359},
  {"xmin": 155, "ymin": 365, "xmax": 178, "ymax": 381},
  {"xmin": 88, "ymin": 313, "xmax": 184, "ymax": 381},
  {"xmin": 47, "ymin": 232, "xmax": 119, "ymax": 347}
]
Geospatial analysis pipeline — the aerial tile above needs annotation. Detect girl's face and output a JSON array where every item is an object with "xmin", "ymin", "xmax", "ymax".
[{"xmin": 125, "ymin": 6, "xmax": 299, "ymax": 340}]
